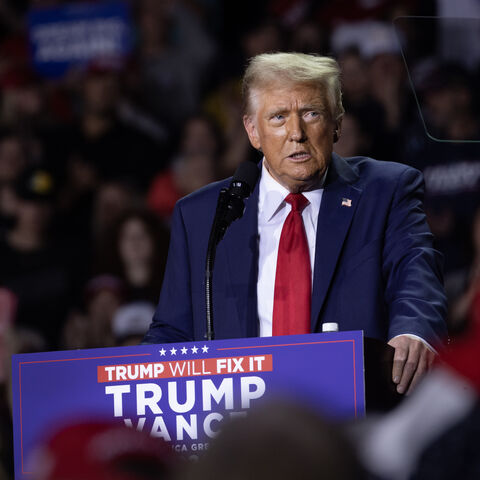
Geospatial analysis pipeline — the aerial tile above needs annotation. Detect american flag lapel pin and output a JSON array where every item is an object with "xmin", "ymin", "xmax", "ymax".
[{"xmin": 341, "ymin": 197, "xmax": 352, "ymax": 207}]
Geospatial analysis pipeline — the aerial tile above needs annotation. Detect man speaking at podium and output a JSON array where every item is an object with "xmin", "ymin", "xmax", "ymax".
[{"xmin": 144, "ymin": 53, "xmax": 447, "ymax": 395}]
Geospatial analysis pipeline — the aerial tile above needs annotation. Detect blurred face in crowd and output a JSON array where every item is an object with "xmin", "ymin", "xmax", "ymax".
[
  {"xmin": 243, "ymin": 82, "xmax": 338, "ymax": 192},
  {"xmin": 118, "ymin": 218, "xmax": 154, "ymax": 266},
  {"xmin": 83, "ymin": 72, "xmax": 119, "ymax": 115},
  {"xmin": 333, "ymin": 113, "xmax": 365, "ymax": 158},
  {"xmin": 242, "ymin": 23, "xmax": 282, "ymax": 58},
  {"xmin": 12, "ymin": 84, "xmax": 44, "ymax": 118},
  {"xmin": 13, "ymin": 197, "xmax": 52, "ymax": 236},
  {"xmin": 93, "ymin": 182, "xmax": 133, "ymax": 234},
  {"xmin": 0, "ymin": 136, "xmax": 26, "ymax": 182},
  {"xmin": 339, "ymin": 52, "xmax": 369, "ymax": 101},
  {"xmin": 181, "ymin": 117, "xmax": 218, "ymax": 156},
  {"xmin": 177, "ymin": 153, "xmax": 216, "ymax": 195}
]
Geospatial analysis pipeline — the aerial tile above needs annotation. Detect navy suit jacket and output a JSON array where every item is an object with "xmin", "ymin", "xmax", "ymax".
[{"xmin": 144, "ymin": 154, "xmax": 447, "ymax": 345}]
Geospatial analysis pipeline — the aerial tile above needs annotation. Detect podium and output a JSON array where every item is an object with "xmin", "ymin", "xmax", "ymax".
[
  {"xmin": 11, "ymin": 330, "xmax": 401, "ymax": 478},
  {"xmin": 364, "ymin": 337, "xmax": 403, "ymax": 412}
]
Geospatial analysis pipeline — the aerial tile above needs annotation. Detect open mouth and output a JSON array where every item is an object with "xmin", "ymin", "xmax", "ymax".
[{"xmin": 288, "ymin": 152, "xmax": 311, "ymax": 160}]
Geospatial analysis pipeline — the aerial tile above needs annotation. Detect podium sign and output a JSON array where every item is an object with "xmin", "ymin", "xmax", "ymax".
[{"xmin": 11, "ymin": 331, "xmax": 365, "ymax": 478}]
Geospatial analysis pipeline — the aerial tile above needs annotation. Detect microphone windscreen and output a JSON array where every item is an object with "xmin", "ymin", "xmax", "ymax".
[{"xmin": 232, "ymin": 161, "xmax": 260, "ymax": 194}]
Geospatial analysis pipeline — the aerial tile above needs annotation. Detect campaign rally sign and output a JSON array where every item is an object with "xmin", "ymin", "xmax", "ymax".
[
  {"xmin": 27, "ymin": 1, "xmax": 133, "ymax": 78},
  {"xmin": 12, "ymin": 331, "xmax": 365, "ymax": 478}
]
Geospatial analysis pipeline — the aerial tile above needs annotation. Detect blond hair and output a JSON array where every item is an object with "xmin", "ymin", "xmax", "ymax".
[{"xmin": 242, "ymin": 52, "xmax": 344, "ymax": 121}]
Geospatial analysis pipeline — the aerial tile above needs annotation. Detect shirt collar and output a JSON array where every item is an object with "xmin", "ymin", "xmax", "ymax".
[{"xmin": 258, "ymin": 159, "xmax": 327, "ymax": 223}]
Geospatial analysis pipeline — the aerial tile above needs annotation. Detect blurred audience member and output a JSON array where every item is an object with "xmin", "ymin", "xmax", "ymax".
[
  {"xmin": 0, "ymin": 129, "xmax": 28, "ymax": 235},
  {"xmin": 112, "ymin": 301, "xmax": 155, "ymax": 347},
  {"xmin": 446, "ymin": 109, "xmax": 480, "ymax": 141},
  {"xmin": 91, "ymin": 180, "xmax": 142, "ymax": 267},
  {"xmin": 55, "ymin": 150, "xmax": 99, "ymax": 285},
  {"xmin": 65, "ymin": 59, "xmax": 162, "ymax": 190},
  {"xmin": 0, "ymin": 129, "xmax": 27, "ymax": 184},
  {"xmin": 0, "ymin": 287, "xmax": 16, "ymax": 480},
  {"xmin": 333, "ymin": 112, "xmax": 370, "ymax": 158},
  {"xmin": 337, "ymin": 47, "xmax": 389, "ymax": 159},
  {"xmin": 0, "ymin": 66, "xmax": 44, "ymax": 128},
  {"xmin": 240, "ymin": 20, "xmax": 284, "ymax": 59},
  {"xmin": 30, "ymin": 420, "xmax": 176, "ymax": 480},
  {"xmin": 0, "ymin": 63, "xmax": 70, "ymax": 179},
  {"xmin": 183, "ymin": 400, "xmax": 366, "ymax": 480},
  {"xmin": 368, "ymin": 49, "xmax": 406, "ymax": 129},
  {"xmin": 415, "ymin": 62, "xmax": 474, "ymax": 140},
  {"xmin": 132, "ymin": 0, "xmax": 215, "ymax": 131},
  {"xmin": 425, "ymin": 198, "xmax": 468, "ymax": 279},
  {"xmin": 448, "ymin": 207, "xmax": 480, "ymax": 332},
  {"xmin": 62, "ymin": 275, "xmax": 124, "ymax": 350},
  {"xmin": 204, "ymin": 78, "xmax": 254, "ymax": 177},
  {"xmin": 0, "ymin": 167, "xmax": 72, "ymax": 349},
  {"xmin": 333, "ymin": 21, "xmax": 411, "ymax": 162},
  {"xmin": 289, "ymin": 20, "xmax": 328, "ymax": 54},
  {"xmin": 0, "ymin": 288, "xmax": 16, "ymax": 480},
  {"xmin": 148, "ymin": 115, "xmax": 219, "ymax": 220},
  {"xmin": 338, "ymin": 47, "xmax": 373, "ymax": 105},
  {"xmin": 0, "ymin": 287, "xmax": 16, "ymax": 382},
  {"xmin": 101, "ymin": 208, "xmax": 169, "ymax": 304}
]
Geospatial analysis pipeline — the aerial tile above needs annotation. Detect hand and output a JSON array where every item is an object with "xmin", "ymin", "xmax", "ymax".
[{"xmin": 387, "ymin": 335, "xmax": 436, "ymax": 395}]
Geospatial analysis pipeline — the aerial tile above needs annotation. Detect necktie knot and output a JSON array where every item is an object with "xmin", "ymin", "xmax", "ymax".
[{"xmin": 285, "ymin": 193, "xmax": 309, "ymax": 213}]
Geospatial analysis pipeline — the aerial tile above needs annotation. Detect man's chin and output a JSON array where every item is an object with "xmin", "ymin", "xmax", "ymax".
[
  {"xmin": 283, "ymin": 176, "xmax": 321, "ymax": 193},
  {"xmin": 286, "ymin": 168, "xmax": 326, "ymax": 192}
]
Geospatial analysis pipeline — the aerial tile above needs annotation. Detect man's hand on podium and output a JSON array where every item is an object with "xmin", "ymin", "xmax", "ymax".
[{"xmin": 387, "ymin": 335, "xmax": 436, "ymax": 395}]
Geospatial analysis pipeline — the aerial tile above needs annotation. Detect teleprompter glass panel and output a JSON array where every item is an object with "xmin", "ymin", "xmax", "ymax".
[{"xmin": 393, "ymin": 16, "xmax": 480, "ymax": 143}]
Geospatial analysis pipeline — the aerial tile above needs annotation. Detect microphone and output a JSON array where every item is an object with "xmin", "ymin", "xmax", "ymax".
[
  {"xmin": 205, "ymin": 161, "xmax": 260, "ymax": 340},
  {"xmin": 211, "ymin": 161, "xmax": 260, "ymax": 241}
]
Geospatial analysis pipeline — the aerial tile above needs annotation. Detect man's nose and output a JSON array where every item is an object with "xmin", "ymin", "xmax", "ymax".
[{"xmin": 288, "ymin": 114, "xmax": 307, "ymax": 142}]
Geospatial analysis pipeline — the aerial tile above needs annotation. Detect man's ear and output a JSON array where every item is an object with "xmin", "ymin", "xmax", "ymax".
[
  {"xmin": 333, "ymin": 118, "xmax": 342, "ymax": 143},
  {"xmin": 243, "ymin": 115, "xmax": 261, "ymax": 150}
]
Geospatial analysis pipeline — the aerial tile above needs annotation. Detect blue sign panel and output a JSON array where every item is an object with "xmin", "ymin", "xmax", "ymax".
[
  {"xmin": 27, "ymin": 1, "xmax": 133, "ymax": 78},
  {"xmin": 11, "ymin": 331, "xmax": 365, "ymax": 478}
]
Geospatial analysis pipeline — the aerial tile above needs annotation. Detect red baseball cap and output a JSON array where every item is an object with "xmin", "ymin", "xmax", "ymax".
[{"xmin": 30, "ymin": 420, "xmax": 175, "ymax": 480}]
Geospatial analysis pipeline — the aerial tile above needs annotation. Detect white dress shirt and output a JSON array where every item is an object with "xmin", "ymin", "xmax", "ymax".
[{"xmin": 257, "ymin": 161, "xmax": 325, "ymax": 337}]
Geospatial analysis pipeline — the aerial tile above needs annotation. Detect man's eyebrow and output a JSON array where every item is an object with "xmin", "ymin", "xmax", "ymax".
[
  {"xmin": 264, "ymin": 107, "xmax": 289, "ymax": 117},
  {"xmin": 265, "ymin": 103, "xmax": 327, "ymax": 116},
  {"xmin": 300, "ymin": 103, "xmax": 328, "ymax": 112}
]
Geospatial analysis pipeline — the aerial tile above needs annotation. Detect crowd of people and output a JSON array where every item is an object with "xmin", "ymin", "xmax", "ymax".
[{"xmin": 0, "ymin": 0, "xmax": 480, "ymax": 478}]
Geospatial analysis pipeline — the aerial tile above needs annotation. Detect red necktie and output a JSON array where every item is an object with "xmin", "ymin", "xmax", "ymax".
[{"xmin": 273, "ymin": 193, "xmax": 311, "ymax": 336}]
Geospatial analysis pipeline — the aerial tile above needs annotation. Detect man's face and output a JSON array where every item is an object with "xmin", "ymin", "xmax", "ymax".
[{"xmin": 243, "ymin": 82, "xmax": 338, "ymax": 192}]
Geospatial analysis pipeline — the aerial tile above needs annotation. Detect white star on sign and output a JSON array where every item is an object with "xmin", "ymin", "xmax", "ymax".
[
  {"xmin": 202, "ymin": 345, "xmax": 209, "ymax": 353},
  {"xmin": 170, "ymin": 347, "xmax": 177, "ymax": 355},
  {"xmin": 159, "ymin": 348, "xmax": 166, "ymax": 356},
  {"xmin": 191, "ymin": 346, "xmax": 198, "ymax": 354},
  {"xmin": 181, "ymin": 347, "xmax": 188, "ymax": 354}
]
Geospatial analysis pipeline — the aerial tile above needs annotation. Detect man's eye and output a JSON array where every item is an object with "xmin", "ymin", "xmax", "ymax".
[
  {"xmin": 273, "ymin": 114, "xmax": 284, "ymax": 120},
  {"xmin": 305, "ymin": 111, "xmax": 319, "ymax": 119}
]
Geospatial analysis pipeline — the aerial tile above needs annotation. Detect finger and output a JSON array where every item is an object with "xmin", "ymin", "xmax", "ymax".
[
  {"xmin": 391, "ymin": 345, "xmax": 408, "ymax": 385},
  {"xmin": 406, "ymin": 354, "xmax": 428, "ymax": 395},
  {"xmin": 396, "ymin": 343, "xmax": 423, "ymax": 394},
  {"xmin": 396, "ymin": 355, "xmax": 417, "ymax": 394},
  {"xmin": 426, "ymin": 349, "xmax": 436, "ymax": 370},
  {"xmin": 406, "ymin": 348, "xmax": 436, "ymax": 395}
]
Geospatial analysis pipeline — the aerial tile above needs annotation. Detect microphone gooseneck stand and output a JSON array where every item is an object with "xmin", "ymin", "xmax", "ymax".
[{"xmin": 205, "ymin": 161, "xmax": 259, "ymax": 340}]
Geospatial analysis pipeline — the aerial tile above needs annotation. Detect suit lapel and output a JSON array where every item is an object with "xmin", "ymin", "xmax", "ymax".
[{"xmin": 311, "ymin": 154, "xmax": 363, "ymax": 331}]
